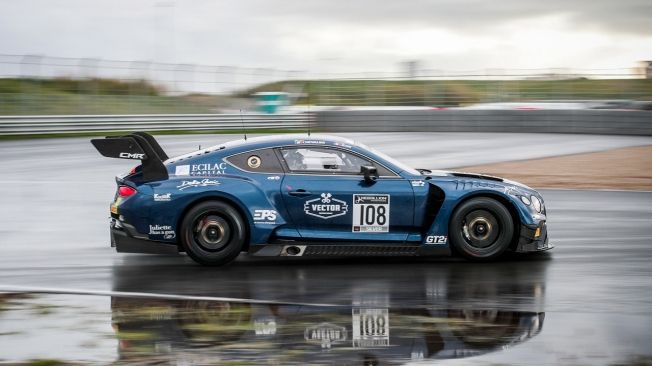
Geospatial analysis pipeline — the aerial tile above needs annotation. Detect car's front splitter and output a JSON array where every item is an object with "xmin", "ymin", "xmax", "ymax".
[{"xmin": 515, "ymin": 221, "xmax": 553, "ymax": 253}]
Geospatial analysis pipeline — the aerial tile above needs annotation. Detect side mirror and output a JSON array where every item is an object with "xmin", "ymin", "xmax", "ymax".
[{"xmin": 360, "ymin": 165, "xmax": 379, "ymax": 183}]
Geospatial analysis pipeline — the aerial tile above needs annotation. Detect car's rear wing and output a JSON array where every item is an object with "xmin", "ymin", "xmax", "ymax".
[{"xmin": 91, "ymin": 132, "xmax": 169, "ymax": 182}]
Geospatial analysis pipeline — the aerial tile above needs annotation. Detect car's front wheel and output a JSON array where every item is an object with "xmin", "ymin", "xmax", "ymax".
[
  {"xmin": 180, "ymin": 200, "xmax": 247, "ymax": 266},
  {"xmin": 449, "ymin": 197, "xmax": 514, "ymax": 261}
]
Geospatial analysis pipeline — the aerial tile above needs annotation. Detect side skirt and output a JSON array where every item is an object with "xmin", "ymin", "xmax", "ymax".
[{"xmin": 249, "ymin": 241, "xmax": 451, "ymax": 257}]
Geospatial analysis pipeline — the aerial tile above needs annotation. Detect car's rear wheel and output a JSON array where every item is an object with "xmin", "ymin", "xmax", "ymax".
[
  {"xmin": 449, "ymin": 197, "xmax": 514, "ymax": 261},
  {"xmin": 180, "ymin": 201, "xmax": 246, "ymax": 266}
]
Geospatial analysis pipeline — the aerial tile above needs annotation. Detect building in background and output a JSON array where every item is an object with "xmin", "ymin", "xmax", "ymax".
[
  {"xmin": 402, "ymin": 60, "xmax": 421, "ymax": 79},
  {"xmin": 644, "ymin": 61, "xmax": 652, "ymax": 79}
]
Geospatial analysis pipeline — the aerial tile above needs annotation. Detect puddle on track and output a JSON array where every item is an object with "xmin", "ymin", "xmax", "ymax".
[
  {"xmin": 2, "ymin": 258, "xmax": 651, "ymax": 365},
  {"xmin": 0, "ymin": 292, "xmax": 542, "ymax": 365}
]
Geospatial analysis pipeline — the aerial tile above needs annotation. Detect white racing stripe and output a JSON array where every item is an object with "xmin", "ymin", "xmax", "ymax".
[{"xmin": 0, "ymin": 285, "xmax": 340, "ymax": 307}]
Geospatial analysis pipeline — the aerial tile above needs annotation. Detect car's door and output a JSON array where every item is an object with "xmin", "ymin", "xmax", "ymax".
[{"xmin": 279, "ymin": 146, "xmax": 414, "ymax": 242}]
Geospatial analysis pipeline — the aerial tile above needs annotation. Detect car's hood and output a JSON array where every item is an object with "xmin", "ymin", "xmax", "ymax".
[{"xmin": 422, "ymin": 169, "xmax": 536, "ymax": 192}]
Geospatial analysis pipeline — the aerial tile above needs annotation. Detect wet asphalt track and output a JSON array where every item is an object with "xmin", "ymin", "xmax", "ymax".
[{"xmin": 0, "ymin": 132, "xmax": 651, "ymax": 364}]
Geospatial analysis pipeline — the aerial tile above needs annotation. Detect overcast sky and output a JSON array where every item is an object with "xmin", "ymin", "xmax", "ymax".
[{"xmin": 1, "ymin": 0, "xmax": 651, "ymax": 75}]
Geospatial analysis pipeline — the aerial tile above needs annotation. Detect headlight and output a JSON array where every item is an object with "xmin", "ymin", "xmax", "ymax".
[
  {"xmin": 531, "ymin": 196, "xmax": 542, "ymax": 213},
  {"xmin": 520, "ymin": 195, "xmax": 531, "ymax": 206}
]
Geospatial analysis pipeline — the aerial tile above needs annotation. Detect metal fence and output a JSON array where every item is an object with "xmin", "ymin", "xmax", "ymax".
[
  {"xmin": 1, "ymin": 54, "xmax": 651, "ymax": 116},
  {"xmin": 2, "ymin": 109, "xmax": 650, "ymax": 137},
  {"xmin": 316, "ymin": 109, "xmax": 652, "ymax": 136},
  {"xmin": 0, "ymin": 113, "xmax": 312, "ymax": 135}
]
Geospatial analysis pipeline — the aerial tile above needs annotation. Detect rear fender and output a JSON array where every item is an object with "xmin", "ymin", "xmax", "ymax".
[{"xmin": 146, "ymin": 176, "xmax": 289, "ymax": 245}]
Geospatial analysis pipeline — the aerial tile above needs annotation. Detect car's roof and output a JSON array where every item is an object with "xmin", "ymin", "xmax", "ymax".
[
  {"xmin": 167, "ymin": 134, "xmax": 357, "ymax": 163},
  {"xmin": 167, "ymin": 133, "xmax": 422, "ymax": 176},
  {"xmin": 221, "ymin": 134, "xmax": 355, "ymax": 148}
]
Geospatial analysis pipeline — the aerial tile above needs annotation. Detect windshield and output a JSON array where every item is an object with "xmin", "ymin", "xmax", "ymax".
[{"xmin": 356, "ymin": 142, "xmax": 420, "ymax": 176}]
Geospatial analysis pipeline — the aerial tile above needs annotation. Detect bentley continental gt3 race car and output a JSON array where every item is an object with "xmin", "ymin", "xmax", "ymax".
[{"xmin": 91, "ymin": 132, "xmax": 552, "ymax": 265}]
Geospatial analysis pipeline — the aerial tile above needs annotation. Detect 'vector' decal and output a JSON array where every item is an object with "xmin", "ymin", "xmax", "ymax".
[
  {"xmin": 304, "ymin": 193, "xmax": 349, "ymax": 219},
  {"xmin": 304, "ymin": 323, "xmax": 347, "ymax": 349}
]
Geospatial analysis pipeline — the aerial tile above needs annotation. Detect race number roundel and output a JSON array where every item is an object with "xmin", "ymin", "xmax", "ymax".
[
  {"xmin": 352, "ymin": 194, "xmax": 390, "ymax": 233},
  {"xmin": 247, "ymin": 155, "xmax": 261, "ymax": 169}
]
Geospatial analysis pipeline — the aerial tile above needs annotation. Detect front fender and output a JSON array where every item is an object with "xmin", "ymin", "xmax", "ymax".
[{"xmin": 422, "ymin": 179, "xmax": 545, "ymax": 249}]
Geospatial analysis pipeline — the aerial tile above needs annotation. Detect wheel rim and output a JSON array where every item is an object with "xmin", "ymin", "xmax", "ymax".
[
  {"xmin": 461, "ymin": 209, "xmax": 500, "ymax": 248},
  {"xmin": 193, "ymin": 214, "xmax": 232, "ymax": 251}
]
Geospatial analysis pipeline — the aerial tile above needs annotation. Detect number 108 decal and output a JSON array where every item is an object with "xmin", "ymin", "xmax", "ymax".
[
  {"xmin": 352, "ymin": 194, "xmax": 390, "ymax": 233},
  {"xmin": 352, "ymin": 308, "xmax": 390, "ymax": 348}
]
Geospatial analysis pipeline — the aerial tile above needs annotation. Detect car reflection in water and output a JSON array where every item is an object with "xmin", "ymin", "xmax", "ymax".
[{"xmin": 111, "ymin": 257, "xmax": 549, "ymax": 364}]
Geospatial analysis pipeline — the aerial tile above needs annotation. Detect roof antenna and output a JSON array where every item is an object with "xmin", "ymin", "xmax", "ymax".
[{"xmin": 239, "ymin": 109, "xmax": 247, "ymax": 141}]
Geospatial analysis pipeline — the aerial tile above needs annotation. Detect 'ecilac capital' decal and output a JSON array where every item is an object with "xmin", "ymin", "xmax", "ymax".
[
  {"xmin": 175, "ymin": 163, "xmax": 227, "ymax": 176},
  {"xmin": 304, "ymin": 193, "xmax": 349, "ymax": 219},
  {"xmin": 191, "ymin": 163, "xmax": 227, "ymax": 176}
]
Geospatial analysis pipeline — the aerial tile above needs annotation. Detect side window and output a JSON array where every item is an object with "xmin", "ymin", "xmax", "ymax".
[
  {"xmin": 226, "ymin": 148, "xmax": 284, "ymax": 173},
  {"xmin": 280, "ymin": 147, "xmax": 395, "ymax": 176}
]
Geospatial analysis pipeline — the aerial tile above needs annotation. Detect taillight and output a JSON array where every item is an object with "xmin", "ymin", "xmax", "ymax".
[{"xmin": 118, "ymin": 185, "xmax": 137, "ymax": 197}]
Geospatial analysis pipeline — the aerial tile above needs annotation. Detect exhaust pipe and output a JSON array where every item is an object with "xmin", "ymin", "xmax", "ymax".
[{"xmin": 281, "ymin": 245, "xmax": 305, "ymax": 256}]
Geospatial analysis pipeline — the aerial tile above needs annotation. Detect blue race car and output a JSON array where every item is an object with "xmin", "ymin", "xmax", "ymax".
[{"xmin": 92, "ymin": 132, "xmax": 551, "ymax": 266}]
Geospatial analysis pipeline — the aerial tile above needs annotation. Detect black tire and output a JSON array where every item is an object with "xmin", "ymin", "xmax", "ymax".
[
  {"xmin": 449, "ymin": 197, "xmax": 514, "ymax": 261},
  {"xmin": 180, "ymin": 201, "xmax": 247, "ymax": 266}
]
